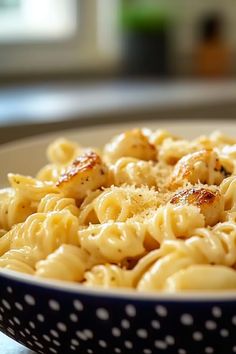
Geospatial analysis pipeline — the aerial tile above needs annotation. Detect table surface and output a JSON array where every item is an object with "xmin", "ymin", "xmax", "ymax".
[
  {"xmin": 0, "ymin": 332, "xmax": 35, "ymax": 353},
  {"xmin": 1, "ymin": 79, "xmax": 236, "ymax": 352},
  {"xmin": 1, "ymin": 80, "xmax": 236, "ymax": 124}
]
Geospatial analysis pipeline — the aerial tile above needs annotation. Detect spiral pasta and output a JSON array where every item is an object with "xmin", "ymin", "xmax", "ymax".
[
  {"xmin": 1, "ymin": 128, "xmax": 236, "ymax": 292},
  {"xmin": 0, "ymin": 174, "xmax": 58, "ymax": 231},
  {"xmin": 146, "ymin": 204, "xmax": 205, "ymax": 245},
  {"xmin": 0, "ymin": 247, "xmax": 38, "ymax": 275},
  {"xmin": 137, "ymin": 220, "xmax": 236, "ymax": 291},
  {"xmin": 220, "ymin": 176, "xmax": 236, "ymax": 212},
  {"xmin": 0, "ymin": 210, "xmax": 80, "ymax": 262},
  {"xmin": 35, "ymin": 245, "xmax": 93, "ymax": 281},
  {"xmin": 37, "ymin": 138, "xmax": 81, "ymax": 182},
  {"xmin": 84, "ymin": 264, "xmax": 134, "ymax": 288},
  {"xmin": 79, "ymin": 185, "xmax": 161, "ymax": 225},
  {"xmin": 79, "ymin": 222, "xmax": 147, "ymax": 263},
  {"xmin": 111, "ymin": 157, "xmax": 158, "ymax": 188},
  {"xmin": 38, "ymin": 193, "xmax": 80, "ymax": 217}
]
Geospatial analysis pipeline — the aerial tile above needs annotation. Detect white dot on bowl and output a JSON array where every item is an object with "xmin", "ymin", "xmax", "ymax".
[
  {"xmin": 87, "ymin": 350, "xmax": 93, "ymax": 354},
  {"xmin": 13, "ymin": 317, "xmax": 20, "ymax": 325},
  {"xmin": 71, "ymin": 339, "xmax": 80, "ymax": 346},
  {"xmin": 0, "ymin": 314, "xmax": 2, "ymax": 321},
  {"xmin": 70, "ymin": 313, "xmax": 78, "ymax": 322},
  {"xmin": 43, "ymin": 335, "xmax": 51, "ymax": 342},
  {"xmin": 193, "ymin": 331, "xmax": 203, "ymax": 341},
  {"xmin": 84, "ymin": 329, "xmax": 93, "ymax": 339},
  {"xmin": 212, "ymin": 307, "xmax": 222, "ymax": 318},
  {"xmin": 205, "ymin": 320, "xmax": 217, "ymax": 330},
  {"xmin": 76, "ymin": 330, "xmax": 87, "ymax": 341},
  {"xmin": 151, "ymin": 320, "xmax": 160, "ymax": 329},
  {"xmin": 124, "ymin": 340, "xmax": 133, "ymax": 349},
  {"xmin": 15, "ymin": 302, "xmax": 23, "ymax": 311},
  {"xmin": 7, "ymin": 327, "xmax": 15, "ymax": 336},
  {"xmin": 143, "ymin": 349, "xmax": 152, "ymax": 354},
  {"xmin": 29, "ymin": 321, "xmax": 35, "ymax": 329},
  {"xmin": 20, "ymin": 331, "xmax": 25, "ymax": 337},
  {"xmin": 9, "ymin": 320, "xmax": 14, "ymax": 326},
  {"xmin": 125, "ymin": 304, "xmax": 136, "ymax": 317},
  {"xmin": 53, "ymin": 340, "xmax": 60, "ymax": 347},
  {"xmin": 180, "ymin": 314, "xmax": 193, "ymax": 326},
  {"xmin": 178, "ymin": 349, "xmax": 186, "ymax": 354},
  {"xmin": 37, "ymin": 314, "xmax": 45, "ymax": 322},
  {"xmin": 155, "ymin": 305, "xmax": 168, "ymax": 317},
  {"xmin": 2, "ymin": 299, "xmax": 11, "ymax": 310},
  {"xmin": 57, "ymin": 322, "xmax": 67, "ymax": 332},
  {"xmin": 112, "ymin": 327, "xmax": 121, "ymax": 337},
  {"xmin": 24, "ymin": 295, "xmax": 35, "ymax": 306},
  {"xmin": 49, "ymin": 300, "xmax": 60, "ymax": 311},
  {"xmin": 137, "ymin": 329, "xmax": 148, "ymax": 339},
  {"xmin": 32, "ymin": 335, "xmax": 38, "ymax": 340},
  {"xmin": 73, "ymin": 300, "xmax": 83, "ymax": 311},
  {"xmin": 50, "ymin": 330, "xmax": 59, "ymax": 338},
  {"xmin": 114, "ymin": 348, "xmax": 121, "ymax": 353},
  {"xmin": 233, "ymin": 346, "xmax": 236, "ymax": 353},
  {"xmin": 0, "ymin": 307, "xmax": 4, "ymax": 313},
  {"xmin": 121, "ymin": 319, "xmax": 130, "ymax": 329},
  {"xmin": 26, "ymin": 341, "xmax": 32, "ymax": 346},
  {"xmin": 165, "ymin": 335, "xmax": 175, "ymax": 345},
  {"xmin": 70, "ymin": 346, "xmax": 76, "ymax": 351},
  {"xmin": 7, "ymin": 287, "xmax": 13, "ymax": 294},
  {"xmin": 35, "ymin": 342, "xmax": 43, "ymax": 348},
  {"xmin": 98, "ymin": 340, "xmax": 107, "ymax": 348},
  {"xmin": 154, "ymin": 340, "xmax": 167, "ymax": 349},
  {"xmin": 232, "ymin": 316, "xmax": 236, "ymax": 325},
  {"xmin": 220, "ymin": 329, "xmax": 229, "ymax": 337},
  {"xmin": 49, "ymin": 348, "xmax": 57, "ymax": 353},
  {"xmin": 205, "ymin": 347, "xmax": 214, "ymax": 353},
  {"xmin": 96, "ymin": 308, "xmax": 109, "ymax": 320},
  {"xmin": 25, "ymin": 328, "xmax": 31, "ymax": 335}
]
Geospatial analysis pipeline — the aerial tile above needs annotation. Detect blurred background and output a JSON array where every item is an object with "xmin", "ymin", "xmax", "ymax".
[{"xmin": 0, "ymin": 0, "xmax": 236, "ymax": 143}]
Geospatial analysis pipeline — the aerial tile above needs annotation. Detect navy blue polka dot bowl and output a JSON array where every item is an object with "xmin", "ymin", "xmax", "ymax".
[{"xmin": 1, "ymin": 270, "xmax": 236, "ymax": 354}]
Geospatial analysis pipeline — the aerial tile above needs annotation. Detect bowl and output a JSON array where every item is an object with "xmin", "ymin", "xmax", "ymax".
[{"xmin": 1, "ymin": 120, "xmax": 236, "ymax": 354}]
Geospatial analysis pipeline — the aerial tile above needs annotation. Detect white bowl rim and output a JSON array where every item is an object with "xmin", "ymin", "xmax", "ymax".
[{"xmin": 1, "ymin": 268, "xmax": 236, "ymax": 302}]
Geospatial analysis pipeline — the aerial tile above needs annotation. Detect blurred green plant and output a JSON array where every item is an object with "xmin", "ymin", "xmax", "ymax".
[{"xmin": 121, "ymin": 3, "xmax": 171, "ymax": 32}]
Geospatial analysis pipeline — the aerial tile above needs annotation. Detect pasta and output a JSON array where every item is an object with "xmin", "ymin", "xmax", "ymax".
[
  {"xmin": 79, "ymin": 185, "xmax": 161, "ymax": 225},
  {"xmin": 2, "ymin": 128, "xmax": 236, "ymax": 293},
  {"xmin": 0, "ymin": 175, "xmax": 57, "ymax": 230},
  {"xmin": 35, "ymin": 245, "xmax": 93, "ymax": 281}
]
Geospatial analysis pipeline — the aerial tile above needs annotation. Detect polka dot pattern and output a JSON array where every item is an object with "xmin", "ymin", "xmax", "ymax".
[
  {"xmin": 205, "ymin": 320, "xmax": 217, "ymax": 330},
  {"xmin": 0, "ymin": 277, "xmax": 236, "ymax": 354},
  {"xmin": 180, "ymin": 313, "xmax": 194, "ymax": 326},
  {"xmin": 24, "ymin": 295, "xmax": 35, "ymax": 306},
  {"xmin": 155, "ymin": 305, "xmax": 168, "ymax": 317},
  {"xmin": 96, "ymin": 307, "xmax": 109, "ymax": 320},
  {"xmin": 125, "ymin": 304, "xmax": 136, "ymax": 317},
  {"xmin": 49, "ymin": 300, "xmax": 60, "ymax": 311},
  {"xmin": 121, "ymin": 319, "xmax": 130, "ymax": 329}
]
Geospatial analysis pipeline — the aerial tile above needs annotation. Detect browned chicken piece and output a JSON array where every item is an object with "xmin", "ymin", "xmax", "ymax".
[
  {"xmin": 56, "ymin": 151, "xmax": 108, "ymax": 200},
  {"xmin": 169, "ymin": 186, "xmax": 224, "ymax": 226},
  {"xmin": 104, "ymin": 129, "xmax": 157, "ymax": 163},
  {"xmin": 169, "ymin": 149, "xmax": 232, "ymax": 191}
]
